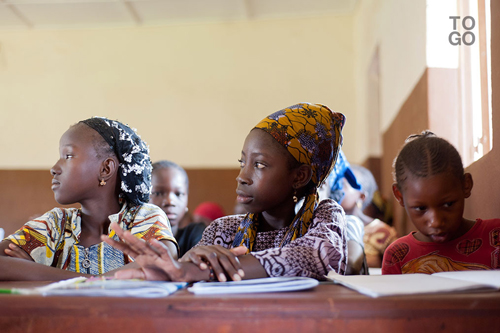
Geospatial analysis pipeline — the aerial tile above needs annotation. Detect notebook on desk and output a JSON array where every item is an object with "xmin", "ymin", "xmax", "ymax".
[
  {"xmin": 327, "ymin": 270, "xmax": 500, "ymax": 298},
  {"xmin": 188, "ymin": 276, "xmax": 319, "ymax": 295},
  {"xmin": 2, "ymin": 277, "xmax": 319, "ymax": 297},
  {"xmin": 2, "ymin": 277, "xmax": 187, "ymax": 298}
]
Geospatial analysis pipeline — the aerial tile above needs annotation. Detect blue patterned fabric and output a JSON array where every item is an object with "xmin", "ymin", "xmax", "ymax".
[{"xmin": 328, "ymin": 150, "xmax": 361, "ymax": 203}]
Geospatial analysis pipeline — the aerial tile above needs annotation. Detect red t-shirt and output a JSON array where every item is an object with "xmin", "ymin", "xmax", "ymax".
[{"xmin": 382, "ymin": 219, "xmax": 500, "ymax": 274}]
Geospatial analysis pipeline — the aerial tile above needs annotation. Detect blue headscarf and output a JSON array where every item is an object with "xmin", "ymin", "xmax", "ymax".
[{"xmin": 328, "ymin": 150, "xmax": 361, "ymax": 203}]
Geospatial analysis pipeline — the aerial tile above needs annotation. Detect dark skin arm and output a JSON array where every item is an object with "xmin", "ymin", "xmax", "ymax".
[
  {"xmin": 102, "ymin": 230, "xmax": 208, "ymax": 281},
  {"xmin": 0, "ymin": 239, "xmax": 176, "ymax": 281},
  {"xmin": 0, "ymin": 240, "xmax": 94, "ymax": 281},
  {"xmin": 3, "ymin": 241, "xmax": 33, "ymax": 261},
  {"xmin": 344, "ymin": 240, "xmax": 365, "ymax": 275},
  {"xmin": 366, "ymin": 253, "xmax": 382, "ymax": 268},
  {"xmin": 102, "ymin": 222, "xmax": 267, "ymax": 282}
]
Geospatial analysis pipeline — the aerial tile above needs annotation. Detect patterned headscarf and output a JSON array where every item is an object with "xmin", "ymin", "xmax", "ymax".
[
  {"xmin": 80, "ymin": 117, "xmax": 152, "ymax": 206},
  {"xmin": 232, "ymin": 103, "xmax": 345, "ymax": 251}
]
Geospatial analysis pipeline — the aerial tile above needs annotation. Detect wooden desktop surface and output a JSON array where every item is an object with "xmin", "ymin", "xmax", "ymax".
[{"xmin": 0, "ymin": 281, "xmax": 499, "ymax": 333}]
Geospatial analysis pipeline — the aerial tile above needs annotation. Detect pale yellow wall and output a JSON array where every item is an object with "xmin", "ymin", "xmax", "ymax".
[
  {"xmin": 0, "ymin": 15, "xmax": 355, "ymax": 169},
  {"xmin": 353, "ymin": 0, "xmax": 427, "ymax": 162}
]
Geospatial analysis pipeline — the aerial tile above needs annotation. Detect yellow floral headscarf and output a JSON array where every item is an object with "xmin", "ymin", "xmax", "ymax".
[{"xmin": 232, "ymin": 103, "xmax": 345, "ymax": 251}]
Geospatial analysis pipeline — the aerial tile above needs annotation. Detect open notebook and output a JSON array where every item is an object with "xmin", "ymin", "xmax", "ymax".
[
  {"xmin": 2, "ymin": 277, "xmax": 187, "ymax": 298},
  {"xmin": 327, "ymin": 270, "xmax": 500, "ymax": 298},
  {"xmin": 188, "ymin": 277, "xmax": 319, "ymax": 295}
]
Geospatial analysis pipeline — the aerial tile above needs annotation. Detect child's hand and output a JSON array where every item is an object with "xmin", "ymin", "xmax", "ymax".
[
  {"xmin": 180, "ymin": 245, "xmax": 246, "ymax": 282},
  {"xmin": 4, "ymin": 243, "xmax": 34, "ymax": 261},
  {"xmin": 101, "ymin": 222, "xmax": 193, "ymax": 282}
]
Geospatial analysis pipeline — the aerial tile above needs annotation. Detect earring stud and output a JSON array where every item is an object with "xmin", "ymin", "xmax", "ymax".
[
  {"xmin": 293, "ymin": 189, "xmax": 298, "ymax": 203},
  {"xmin": 99, "ymin": 179, "xmax": 106, "ymax": 186}
]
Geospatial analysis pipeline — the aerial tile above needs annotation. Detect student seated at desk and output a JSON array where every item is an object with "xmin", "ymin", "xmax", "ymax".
[
  {"xmin": 103, "ymin": 103, "xmax": 348, "ymax": 282},
  {"xmin": 149, "ymin": 160, "xmax": 206, "ymax": 257},
  {"xmin": 382, "ymin": 131, "xmax": 500, "ymax": 274},
  {"xmin": 341, "ymin": 164, "xmax": 397, "ymax": 269},
  {"xmin": 0, "ymin": 117, "xmax": 177, "ymax": 281},
  {"xmin": 317, "ymin": 150, "xmax": 367, "ymax": 275}
]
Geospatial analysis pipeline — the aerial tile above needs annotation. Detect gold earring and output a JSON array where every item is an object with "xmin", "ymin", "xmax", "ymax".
[
  {"xmin": 99, "ymin": 179, "xmax": 106, "ymax": 186},
  {"xmin": 293, "ymin": 189, "xmax": 298, "ymax": 203}
]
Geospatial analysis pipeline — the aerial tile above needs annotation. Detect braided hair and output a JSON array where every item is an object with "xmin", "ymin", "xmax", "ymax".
[{"xmin": 393, "ymin": 131, "xmax": 464, "ymax": 189}]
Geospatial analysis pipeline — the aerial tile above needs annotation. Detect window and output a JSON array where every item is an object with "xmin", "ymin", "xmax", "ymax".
[{"xmin": 458, "ymin": 0, "xmax": 492, "ymax": 165}]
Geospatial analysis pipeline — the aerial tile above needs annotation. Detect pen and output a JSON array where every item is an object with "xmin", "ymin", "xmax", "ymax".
[
  {"xmin": 0, "ymin": 277, "xmax": 87, "ymax": 296},
  {"xmin": 0, "ymin": 288, "xmax": 22, "ymax": 294}
]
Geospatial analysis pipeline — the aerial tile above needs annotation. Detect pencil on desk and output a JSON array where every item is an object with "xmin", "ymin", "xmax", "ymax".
[
  {"xmin": 0, "ymin": 277, "xmax": 87, "ymax": 295},
  {"xmin": 0, "ymin": 288, "xmax": 21, "ymax": 294}
]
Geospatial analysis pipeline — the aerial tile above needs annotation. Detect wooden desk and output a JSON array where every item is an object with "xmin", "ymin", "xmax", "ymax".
[{"xmin": 0, "ymin": 281, "xmax": 499, "ymax": 333}]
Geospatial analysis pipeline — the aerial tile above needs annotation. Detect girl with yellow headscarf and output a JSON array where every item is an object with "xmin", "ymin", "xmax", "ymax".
[{"xmin": 104, "ymin": 103, "xmax": 347, "ymax": 281}]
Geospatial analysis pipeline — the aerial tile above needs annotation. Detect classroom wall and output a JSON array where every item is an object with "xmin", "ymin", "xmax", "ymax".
[
  {"xmin": 0, "ymin": 15, "xmax": 355, "ymax": 169},
  {"xmin": 351, "ymin": 0, "xmax": 428, "ymax": 235},
  {"xmin": 0, "ymin": 14, "xmax": 356, "ymax": 233},
  {"xmin": 353, "ymin": 0, "xmax": 427, "ymax": 163},
  {"xmin": 381, "ymin": 69, "xmax": 429, "ymax": 235},
  {"xmin": 0, "ymin": 168, "xmax": 239, "ymax": 236}
]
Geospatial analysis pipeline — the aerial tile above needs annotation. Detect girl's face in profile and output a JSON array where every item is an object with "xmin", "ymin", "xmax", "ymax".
[
  {"xmin": 393, "ymin": 172, "xmax": 473, "ymax": 243},
  {"xmin": 236, "ymin": 129, "xmax": 297, "ymax": 215},
  {"xmin": 50, "ymin": 124, "xmax": 102, "ymax": 205}
]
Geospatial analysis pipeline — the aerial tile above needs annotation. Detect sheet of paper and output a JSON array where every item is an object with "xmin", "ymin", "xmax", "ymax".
[
  {"xmin": 432, "ymin": 270, "xmax": 500, "ymax": 288},
  {"xmin": 327, "ymin": 271, "xmax": 497, "ymax": 298}
]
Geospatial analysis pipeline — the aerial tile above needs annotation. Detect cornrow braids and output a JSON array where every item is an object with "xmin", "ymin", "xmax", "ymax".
[{"xmin": 393, "ymin": 131, "xmax": 464, "ymax": 189}]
